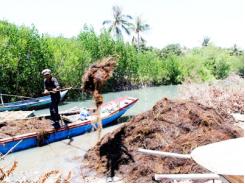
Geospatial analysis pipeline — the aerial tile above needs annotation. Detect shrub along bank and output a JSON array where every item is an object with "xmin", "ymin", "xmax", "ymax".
[{"xmin": 0, "ymin": 21, "xmax": 243, "ymax": 100}]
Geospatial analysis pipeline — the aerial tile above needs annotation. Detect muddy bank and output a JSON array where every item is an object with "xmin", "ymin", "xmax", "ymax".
[
  {"xmin": 179, "ymin": 74, "xmax": 244, "ymax": 115},
  {"xmin": 0, "ymin": 118, "xmax": 53, "ymax": 139},
  {"xmin": 82, "ymin": 98, "xmax": 243, "ymax": 182}
]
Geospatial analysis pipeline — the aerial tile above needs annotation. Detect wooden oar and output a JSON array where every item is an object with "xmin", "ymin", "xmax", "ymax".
[
  {"xmin": 138, "ymin": 137, "xmax": 244, "ymax": 175},
  {"xmin": 0, "ymin": 93, "xmax": 40, "ymax": 106},
  {"xmin": 0, "ymin": 93, "xmax": 36, "ymax": 99}
]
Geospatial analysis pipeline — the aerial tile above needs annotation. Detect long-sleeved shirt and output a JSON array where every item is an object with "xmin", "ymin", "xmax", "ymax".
[
  {"xmin": 44, "ymin": 77, "xmax": 60, "ymax": 91},
  {"xmin": 44, "ymin": 77, "xmax": 61, "ymax": 101}
]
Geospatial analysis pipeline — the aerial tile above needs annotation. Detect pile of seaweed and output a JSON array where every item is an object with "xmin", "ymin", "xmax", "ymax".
[
  {"xmin": 82, "ymin": 98, "xmax": 243, "ymax": 183},
  {"xmin": 0, "ymin": 118, "xmax": 53, "ymax": 139}
]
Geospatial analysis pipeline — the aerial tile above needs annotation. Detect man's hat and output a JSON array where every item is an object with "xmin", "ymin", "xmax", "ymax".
[{"xmin": 41, "ymin": 69, "xmax": 51, "ymax": 75}]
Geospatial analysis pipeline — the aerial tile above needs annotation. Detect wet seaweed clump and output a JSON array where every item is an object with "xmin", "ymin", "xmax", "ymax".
[
  {"xmin": 81, "ymin": 56, "xmax": 117, "ymax": 138},
  {"xmin": 81, "ymin": 56, "xmax": 117, "ymax": 107},
  {"xmin": 82, "ymin": 98, "xmax": 243, "ymax": 183},
  {"xmin": 81, "ymin": 56, "xmax": 117, "ymax": 95}
]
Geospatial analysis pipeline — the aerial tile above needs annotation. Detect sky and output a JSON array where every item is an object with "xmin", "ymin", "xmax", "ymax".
[{"xmin": 0, "ymin": 0, "xmax": 244, "ymax": 49}]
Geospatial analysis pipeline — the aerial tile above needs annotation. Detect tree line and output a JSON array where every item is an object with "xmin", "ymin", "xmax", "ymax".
[{"xmin": 0, "ymin": 16, "xmax": 243, "ymax": 100}]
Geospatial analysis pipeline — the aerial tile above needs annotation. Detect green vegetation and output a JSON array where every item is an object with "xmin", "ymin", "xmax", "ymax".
[
  {"xmin": 0, "ymin": 20, "xmax": 244, "ymax": 100},
  {"xmin": 0, "ymin": 21, "xmax": 53, "ymax": 98}
]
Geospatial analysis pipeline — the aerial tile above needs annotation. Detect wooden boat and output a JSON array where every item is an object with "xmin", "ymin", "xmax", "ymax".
[
  {"xmin": 0, "ymin": 96, "xmax": 138, "ymax": 155},
  {"xmin": 0, "ymin": 90, "xmax": 68, "ymax": 112}
]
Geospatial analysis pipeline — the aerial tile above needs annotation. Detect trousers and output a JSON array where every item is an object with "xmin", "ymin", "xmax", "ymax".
[{"xmin": 49, "ymin": 93, "xmax": 61, "ymax": 127}]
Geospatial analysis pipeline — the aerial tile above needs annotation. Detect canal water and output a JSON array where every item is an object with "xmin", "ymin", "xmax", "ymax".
[
  {"xmin": 1, "ymin": 85, "xmax": 179, "ymax": 182},
  {"xmin": 35, "ymin": 85, "xmax": 178, "ymax": 116}
]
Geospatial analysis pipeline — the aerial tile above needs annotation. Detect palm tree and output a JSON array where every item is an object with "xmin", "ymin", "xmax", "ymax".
[
  {"xmin": 103, "ymin": 6, "xmax": 133, "ymax": 40},
  {"xmin": 132, "ymin": 16, "xmax": 150, "ymax": 50},
  {"xmin": 202, "ymin": 37, "xmax": 210, "ymax": 47},
  {"xmin": 230, "ymin": 44, "xmax": 242, "ymax": 56}
]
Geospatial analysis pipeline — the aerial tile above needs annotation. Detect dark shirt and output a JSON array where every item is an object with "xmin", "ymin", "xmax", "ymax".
[
  {"xmin": 44, "ymin": 77, "xmax": 61, "ymax": 101},
  {"xmin": 44, "ymin": 77, "xmax": 60, "ymax": 91}
]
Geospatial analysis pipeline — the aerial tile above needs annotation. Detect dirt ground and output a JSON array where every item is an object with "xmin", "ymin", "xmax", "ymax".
[
  {"xmin": 81, "ymin": 98, "xmax": 243, "ymax": 183},
  {"xmin": 179, "ymin": 74, "xmax": 244, "ymax": 115}
]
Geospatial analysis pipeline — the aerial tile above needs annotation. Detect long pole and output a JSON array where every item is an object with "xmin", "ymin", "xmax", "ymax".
[
  {"xmin": 0, "ymin": 87, "xmax": 72, "ymax": 107},
  {"xmin": 138, "ymin": 148, "xmax": 191, "ymax": 159},
  {"xmin": 155, "ymin": 173, "xmax": 220, "ymax": 181},
  {"xmin": 0, "ymin": 93, "xmax": 35, "ymax": 99},
  {"xmin": 46, "ymin": 87, "xmax": 72, "ymax": 94},
  {"xmin": 0, "ymin": 139, "xmax": 23, "ymax": 160}
]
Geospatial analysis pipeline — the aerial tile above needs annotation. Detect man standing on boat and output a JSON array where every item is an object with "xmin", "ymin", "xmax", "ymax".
[{"xmin": 42, "ymin": 69, "xmax": 61, "ymax": 129}]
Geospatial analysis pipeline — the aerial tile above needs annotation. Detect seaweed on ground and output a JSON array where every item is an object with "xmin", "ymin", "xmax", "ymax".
[{"xmin": 82, "ymin": 98, "xmax": 243, "ymax": 183}]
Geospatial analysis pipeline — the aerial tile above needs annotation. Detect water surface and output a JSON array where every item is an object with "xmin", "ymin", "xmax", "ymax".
[{"xmin": 35, "ymin": 85, "xmax": 178, "ymax": 116}]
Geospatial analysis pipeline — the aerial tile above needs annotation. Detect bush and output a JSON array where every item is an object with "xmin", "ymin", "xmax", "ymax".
[
  {"xmin": 213, "ymin": 60, "xmax": 230, "ymax": 79},
  {"xmin": 0, "ymin": 21, "xmax": 53, "ymax": 98},
  {"xmin": 0, "ymin": 20, "xmax": 243, "ymax": 99},
  {"xmin": 163, "ymin": 56, "xmax": 183, "ymax": 84}
]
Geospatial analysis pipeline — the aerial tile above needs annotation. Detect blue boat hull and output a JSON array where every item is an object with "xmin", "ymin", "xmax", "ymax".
[
  {"xmin": 0, "ymin": 91, "xmax": 68, "ymax": 112},
  {"xmin": 0, "ymin": 102, "xmax": 135, "ymax": 155}
]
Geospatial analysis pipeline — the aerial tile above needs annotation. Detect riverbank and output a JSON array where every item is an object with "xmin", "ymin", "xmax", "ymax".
[
  {"xmin": 80, "ymin": 75, "xmax": 244, "ymax": 183},
  {"xmin": 178, "ymin": 74, "xmax": 244, "ymax": 128}
]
